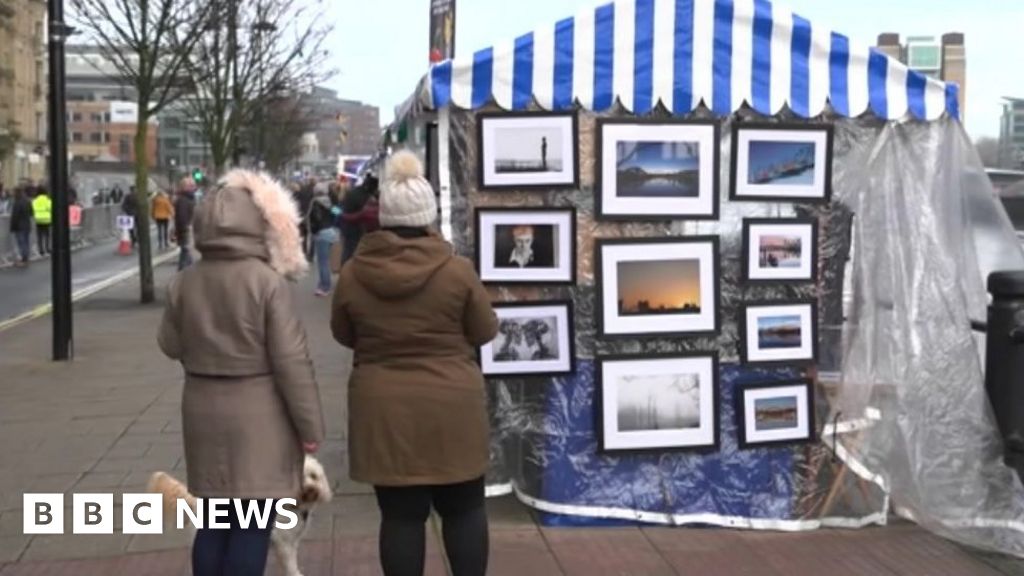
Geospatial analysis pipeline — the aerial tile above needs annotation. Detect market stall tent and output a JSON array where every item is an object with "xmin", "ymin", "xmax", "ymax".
[{"xmin": 390, "ymin": 0, "xmax": 1024, "ymax": 558}]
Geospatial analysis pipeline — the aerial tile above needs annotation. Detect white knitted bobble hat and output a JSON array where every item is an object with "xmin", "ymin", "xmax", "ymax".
[{"xmin": 378, "ymin": 151, "xmax": 437, "ymax": 228}]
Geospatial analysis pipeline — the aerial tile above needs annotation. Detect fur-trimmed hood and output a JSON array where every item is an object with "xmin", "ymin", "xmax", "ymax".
[{"xmin": 193, "ymin": 169, "xmax": 308, "ymax": 280}]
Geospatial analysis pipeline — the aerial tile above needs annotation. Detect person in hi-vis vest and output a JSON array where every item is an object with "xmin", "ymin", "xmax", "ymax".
[{"xmin": 31, "ymin": 188, "xmax": 52, "ymax": 256}]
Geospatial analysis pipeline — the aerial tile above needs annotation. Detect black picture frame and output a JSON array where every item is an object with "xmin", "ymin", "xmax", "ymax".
[
  {"xmin": 595, "ymin": 118, "xmax": 721, "ymax": 221},
  {"xmin": 741, "ymin": 217, "xmax": 819, "ymax": 284},
  {"xmin": 474, "ymin": 207, "xmax": 577, "ymax": 285},
  {"xmin": 735, "ymin": 378, "xmax": 816, "ymax": 449},
  {"xmin": 476, "ymin": 111, "xmax": 580, "ymax": 191},
  {"xmin": 595, "ymin": 236, "xmax": 721, "ymax": 339},
  {"xmin": 479, "ymin": 300, "xmax": 576, "ymax": 378},
  {"xmin": 729, "ymin": 122, "xmax": 834, "ymax": 204},
  {"xmin": 595, "ymin": 351, "xmax": 721, "ymax": 454},
  {"xmin": 738, "ymin": 299, "xmax": 820, "ymax": 366}
]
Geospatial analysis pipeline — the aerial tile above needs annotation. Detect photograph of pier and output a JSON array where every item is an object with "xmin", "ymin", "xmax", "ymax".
[{"xmin": 747, "ymin": 141, "xmax": 816, "ymax": 186}]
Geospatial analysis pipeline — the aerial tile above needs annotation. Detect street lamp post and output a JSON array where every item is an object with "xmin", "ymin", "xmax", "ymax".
[
  {"xmin": 253, "ymin": 18, "xmax": 276, "ymax": 170},
  {"xmin": 47, "ymin": 0, "xmax": 72, "ymax": 361}
]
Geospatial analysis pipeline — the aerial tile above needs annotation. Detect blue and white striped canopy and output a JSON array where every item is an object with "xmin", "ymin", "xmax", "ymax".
[{"xmin": 424, "ymin": 0, "xmax": 959, "ymax": 121}]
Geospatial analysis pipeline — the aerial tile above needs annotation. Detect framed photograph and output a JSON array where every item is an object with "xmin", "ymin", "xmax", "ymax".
[
  {"xmin": 475, "ymin": 208, "xmax": 576, "ymax": 284},
  {"xmin": 477, "ymin": 112, "xmax": 579, "ymax": 190},
  {"xmin": 736, "ymin": 379, "xmax": 815, "ymax": 449},
  {"xmin": 730, "ymin": 123, "xmax": 833, "ymax": 203},
  {"xmin": 739, "ymin": 301, "xmax": 818, "ymax": 365},
  {"xmin": 742, "ymin": 218, "xmax": 818, "ymax": 283},
  {"xmin": 596, "ymin": 237, "xmax": 720, "ymax": 338},
  {"xmin": 597, "ymin": 353, "xmax": 720, "ymax": 453},
  {"xmin": 596, "ymin": 119, "xmax": 720, "ymax": 219},
  {"xmin": 480, "ymin": 301, "xmax": 575, "ymax": 377}
]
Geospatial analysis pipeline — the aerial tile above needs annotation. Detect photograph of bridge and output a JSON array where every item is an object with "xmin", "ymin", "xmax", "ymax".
[{"xmin": 615, "ymin": 140, "xmax": 701, "ymax": 198}]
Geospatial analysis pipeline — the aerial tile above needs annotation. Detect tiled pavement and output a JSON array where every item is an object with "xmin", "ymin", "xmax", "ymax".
[{"xmin": 1, "ymin": 258, "xmax": 1023, "ymax": 575}]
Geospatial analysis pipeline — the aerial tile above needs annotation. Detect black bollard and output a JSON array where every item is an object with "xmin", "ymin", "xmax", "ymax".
[{"xmin": 986, "ymin": 271, "xmax": 1024, "ymax": 482}]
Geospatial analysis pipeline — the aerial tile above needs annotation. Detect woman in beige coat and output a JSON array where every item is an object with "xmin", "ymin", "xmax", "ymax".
[
  {"xmin": 331, "ymin": 151, "xmax": 498, "ymax": 576},
  {"xmin": 158, "ymin": 169, "xmax": 325, "ymax": 576}
]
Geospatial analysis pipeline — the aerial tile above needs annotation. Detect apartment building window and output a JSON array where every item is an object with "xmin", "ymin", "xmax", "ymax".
[
  {"xmin": 72, "ymin": 132, "xmax": 83, "ymax": 142},
  {"xmin": 119, "ymin": 136, "xmax": 131, "ymax": 160},
  {"xmin": 104, "ymin": 132, "xmax": 111, "ymax": 143},
  {"xmin": 91, "ymin": 113, "xmax": 103, "ymax": 123},
  {"xmin": 72, "ymin": 112, "xmax": 82, "ymax": 122},
  {"xmin": 89, "ymin": 133, "xmax": 102, "ymax": 143}
]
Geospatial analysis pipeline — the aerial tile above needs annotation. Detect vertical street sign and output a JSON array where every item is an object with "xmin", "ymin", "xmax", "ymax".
[{"xmin": 429, "ymin": 0, "xmax": 455, "ymax": 64}]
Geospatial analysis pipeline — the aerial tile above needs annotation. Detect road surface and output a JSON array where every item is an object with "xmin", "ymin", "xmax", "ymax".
[{"xmin": 0, "ymin": 232, "xmax": 169, "ymax": 323}]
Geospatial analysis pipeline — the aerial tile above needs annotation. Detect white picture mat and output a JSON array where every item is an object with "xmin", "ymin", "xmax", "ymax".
[
  {"xmin": 602, "ymin": 242, "xmax": 716, "ymax": 335},
  {"xmin": 744, "ymin": 304, "xmax": 815, "ymax": 362},
  {"xmin": 743, "ymin": 384, "xmax": 811, "ymax": 444},
  {"xmin": 479, "ymin": 211, "xmax": 573, "ymax": 282},
  {"xmin": 480, "ymin": 305, "xmax": 572, "ymax": 375},
  {"xmin": 602, "ymin": 357, "xmax": 716, "ymax": 450},
  {"xmin": 734, "ymin": 129, "xmax": 829, "ymax": 199},
  {"xmin": 747, "ymin": 223, "xmax": 814, "ymax": 280},
  {"xmin": 481, "ymin": 116, "xmax": 576, "ymax": 187},
  {"xmin": 601, "ymin": 123, "xmax": 717, "ymax": 215}
]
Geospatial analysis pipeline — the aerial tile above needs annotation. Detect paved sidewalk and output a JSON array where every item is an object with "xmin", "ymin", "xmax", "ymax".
[{"xmin": 0, "ymin": 259, "xmax": 1022, "ymax": 575}]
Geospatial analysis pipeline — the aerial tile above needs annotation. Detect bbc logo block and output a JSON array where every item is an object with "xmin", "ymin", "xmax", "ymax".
[{"xmin": 23, "ymin": 493, "xmax": 164, "ymax": 535}]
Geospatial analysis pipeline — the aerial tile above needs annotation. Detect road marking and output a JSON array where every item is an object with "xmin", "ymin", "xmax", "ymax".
[{"xmin": 0, "ymin": 251, "xmax": 179, "ymax": 333}]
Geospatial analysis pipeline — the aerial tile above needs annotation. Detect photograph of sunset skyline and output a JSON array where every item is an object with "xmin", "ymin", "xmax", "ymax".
[{"xmin": 617, "ymin": 259, "xmax": 702, "ymax": 316}]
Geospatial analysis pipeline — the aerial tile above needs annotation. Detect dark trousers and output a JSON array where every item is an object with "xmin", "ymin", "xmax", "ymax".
[
  {"xmin": 156, "ymin": 219, "xmax": 170, "ymax": 249},
  {"xmin": 14, "ymin": 230, "xmax": 30, "ymax": 262},
  {"xmin": 192, "ymin": 499, "xmax": 274, "ymax": 576},
  {"xmin": 374, "ymin": 476, "xmax": 488, "ymax": 576},
  {"xmin": 36, "ymin": 224, "xmax": 50, "ymax": 255}
]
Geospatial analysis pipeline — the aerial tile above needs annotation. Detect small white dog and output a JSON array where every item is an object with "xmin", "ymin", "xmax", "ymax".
[{"xmin": 147, "ymin": 455, "xmax": 332, "ymax": 576}]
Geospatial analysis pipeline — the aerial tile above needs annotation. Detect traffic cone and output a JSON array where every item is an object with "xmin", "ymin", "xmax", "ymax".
[{"xmin": 117, "ymin": 228, "xmax": 132, "ymax": 255}]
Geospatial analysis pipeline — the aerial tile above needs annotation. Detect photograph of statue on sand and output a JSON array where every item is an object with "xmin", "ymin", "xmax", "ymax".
[
  {"xmin": 597, "ymin": 237, "xmax": 720, "ymax": 338},
  {"xmin": 478, "ymin": 112, "xmax": 579, "ymax": 189}
]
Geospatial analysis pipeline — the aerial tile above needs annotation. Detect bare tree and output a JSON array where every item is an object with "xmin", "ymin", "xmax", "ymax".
[
  {"xmin": 975, "ymin": 136, "xmax": 1001, "ymax": 168},
  {"xmin": 183, "ymin": 0, "xmax": 333, "ymax": 176},
  {"xmin": 69, "ymin": 0, "xmax": 215, "ymax": 303},
  {"xmin": 241, "ymin": 93, "xmax": 311, "ymax": 175}
]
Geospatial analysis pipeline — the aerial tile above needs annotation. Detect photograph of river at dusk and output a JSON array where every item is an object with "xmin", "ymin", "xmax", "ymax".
[
  {"xmin": 616, "ymin": 140, "xmax": 700, "ymax": 197},
  {"xmin": 617, "ymin": 259, "xmax": 702, "ymax": 316}
]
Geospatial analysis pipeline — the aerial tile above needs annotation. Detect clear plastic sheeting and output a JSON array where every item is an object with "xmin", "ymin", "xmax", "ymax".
[
  {"xmin": 427, "ymin": 104, "xmax": 1024, "ymax": 553},
  {"xmin": 836, "ymin": 119, "xmax": 1024, "ymax": 556}
]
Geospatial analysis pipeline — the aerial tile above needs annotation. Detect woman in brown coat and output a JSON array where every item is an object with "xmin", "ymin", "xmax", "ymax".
[
  {"xmin": 331, "ymin": 151, "xmax": 498, "ymax": 576},
  {"xmin": 158, "ymin": 169, "xmax": 325, "ymax": 576}
]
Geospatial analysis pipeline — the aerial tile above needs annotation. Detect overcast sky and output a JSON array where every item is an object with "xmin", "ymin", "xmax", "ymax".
[{"xmin": 322, "ymin": 0, "xmax": 1024, "ymax": 139}]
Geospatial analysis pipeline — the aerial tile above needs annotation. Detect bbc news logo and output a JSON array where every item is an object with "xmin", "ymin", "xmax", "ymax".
[{"xmin": 23, "ymin": 494, "xmax": 299, "ymax": 534}]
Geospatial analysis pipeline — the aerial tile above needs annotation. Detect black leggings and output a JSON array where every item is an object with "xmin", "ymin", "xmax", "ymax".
[{"xmin": 374, "ymin": 476, "xmax": 488, "ymax": 576}]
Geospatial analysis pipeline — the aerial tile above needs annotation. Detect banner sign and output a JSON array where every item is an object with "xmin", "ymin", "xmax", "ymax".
[{"xmin": 429, "ymin": 0, "xmax": 455, "ymax": 64}]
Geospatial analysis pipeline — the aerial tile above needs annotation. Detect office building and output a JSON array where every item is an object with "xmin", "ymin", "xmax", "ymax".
[
  {"xmin": 876, "ymin": 33, "xmax": 966, "ymax": 123},
  {"xmin": 1000, "ymin": 98, "xmax": 1024, "ymax": 169},
  {"xmin": 0, "ymin": 0, "xmax": 47, "ymax": 188},
  {"xmin": 66, "ymin": 100, "xmax": 158, "ymax": 166}
]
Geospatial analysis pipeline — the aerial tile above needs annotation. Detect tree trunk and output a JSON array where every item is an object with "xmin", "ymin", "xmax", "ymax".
[{"xmin": 134, "ymin": 116, "xmax": 155, "ymax": 303}]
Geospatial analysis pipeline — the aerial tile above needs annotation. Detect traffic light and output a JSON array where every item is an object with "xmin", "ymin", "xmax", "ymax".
[{"xmin": 192, "ymin": 168, "xmax": 204, "ymax": 184}]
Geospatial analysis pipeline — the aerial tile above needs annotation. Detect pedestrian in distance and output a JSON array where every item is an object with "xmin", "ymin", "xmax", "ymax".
[
  {"xmin": 331, "ymin": 151, "xmax": 498, "ymax": 576},
  {"xmin": 174, "ymin": 177, "xmax": 198, "ymax": 271},
  {"xmin": 31, "ymin": 187, "xmax": 52, "ymax": 256},
  {"xmin": 122, "ymin": 185, "xmax": 140, "ymax": 248},
  {"xmin": 308, "ymin": 182, "xmax": 339, "ymax": 297},
  {"xmin": 296, "ymin": 178, "xmax": 316, "ymax": 261},
  {"xmin": 0, "ymin": 184, "xmax": 10, "ymax": 215},
  {"xmin": 158, "ymin": 168, "xmax": 325, "ymax": 576},
  {"xmin": 152, "ymin": 189, "xmax": 175, "ymax": 251},
  {"xmin": 9, "ymin": 187, "xmax": 33, "ymax": 267},
  {"xmin": 339, "ymin": 174, "xmax": 379, "ymax": 266}
]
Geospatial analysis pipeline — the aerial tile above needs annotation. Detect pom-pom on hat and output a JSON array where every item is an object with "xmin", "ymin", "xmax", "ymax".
[{"xmin": 378, "ymin": 151, "xmax": 437, "ymax": 228}]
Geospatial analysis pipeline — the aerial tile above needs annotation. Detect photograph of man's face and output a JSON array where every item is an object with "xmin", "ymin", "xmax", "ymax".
[{"xmin": 510, "ymin": 225, "xmax": 535, "ymax": 268}]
